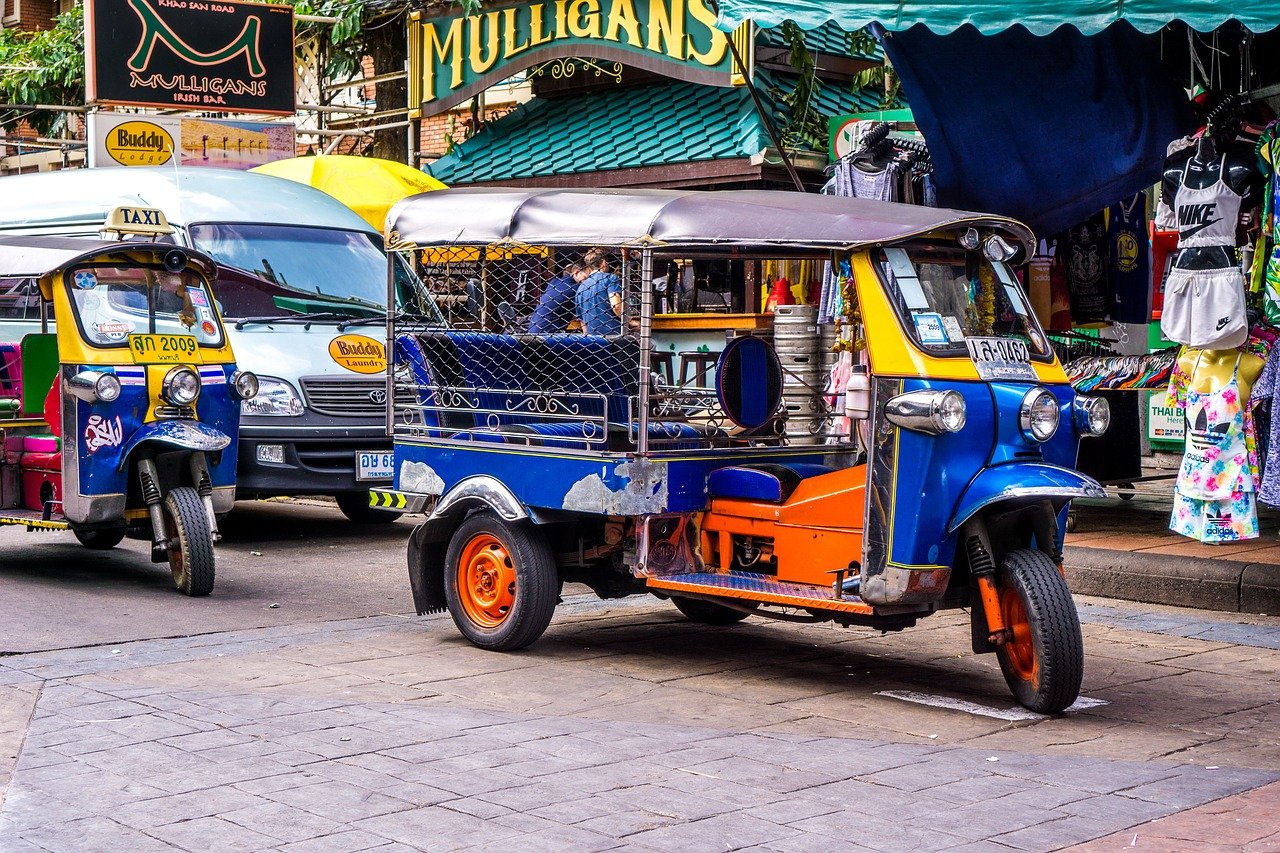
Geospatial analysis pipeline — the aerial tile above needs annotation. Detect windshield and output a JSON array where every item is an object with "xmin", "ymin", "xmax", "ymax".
[
  {"xmin": 876, "ymin": 245, "xmax": 1050, "ymax": 360},
  {"xmin": 189, "ymin": 223, "xmax": 390, "ymax": 319},
  {"xmin": 65, "ymin": 264, "xmax": 225, "ymax": 348}
]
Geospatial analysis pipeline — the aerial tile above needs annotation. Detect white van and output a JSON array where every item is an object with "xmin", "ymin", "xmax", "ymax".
[{"xmin": 0, "ymin": 167, "xmax": 438, "ymax": 522}]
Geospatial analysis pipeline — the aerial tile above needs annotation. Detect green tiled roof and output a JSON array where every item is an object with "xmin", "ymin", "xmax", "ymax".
[
  {"xmin": 757, "ymin": 21, "xmax": 882, "ymax": 62},
  {"xmin": 427, "ymin": 71, "xmax": 882, "ymax": 186}
]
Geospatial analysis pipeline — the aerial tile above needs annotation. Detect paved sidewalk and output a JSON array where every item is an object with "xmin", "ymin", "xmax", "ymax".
[
  {"xmin": 1, "ymin": 596, "xmax": 1278, "ymax": 851},
  {"xmin": 1066, "ymin": 780, "xmax": 1280, "ymax": 850}
]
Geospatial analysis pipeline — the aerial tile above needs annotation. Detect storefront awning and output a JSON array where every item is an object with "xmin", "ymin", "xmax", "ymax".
[{"xmin": 715, "ymin": 1, "xmax": 1279, "ymax": 36}]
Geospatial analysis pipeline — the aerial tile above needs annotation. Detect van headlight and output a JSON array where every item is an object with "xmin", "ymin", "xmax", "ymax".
[
  {"xmin": 885, "ymin": 389, "xmax": 967, "ymax": 435},
  {"xmin": 162, "ymin": 366, "xmax": 201, "ymax": 406},
  {"xmin": 242, "ymin": 376, "xmax": 303, "ymax": 416},
  {"xmin": 1074, "ymin": 395, "xmax": 1110, "ymax": 437},
  {"xmin": 1020, "ymin": 387, "xmax": 1060, "ymax": 442}
]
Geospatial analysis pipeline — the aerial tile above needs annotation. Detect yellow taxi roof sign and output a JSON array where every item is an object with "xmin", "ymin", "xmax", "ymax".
[{"xmin": 101, "ymin": 206, "xmax": 174, "ymax": 239}]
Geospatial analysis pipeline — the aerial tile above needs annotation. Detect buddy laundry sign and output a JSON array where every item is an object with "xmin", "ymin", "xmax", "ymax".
[
  {"xmin": 85, "ymin": 0, "xmax": 295, "ymax": 115},
  {"xmin": 409, "ymin": 0, "xmax": 741, "ymax": 117}
]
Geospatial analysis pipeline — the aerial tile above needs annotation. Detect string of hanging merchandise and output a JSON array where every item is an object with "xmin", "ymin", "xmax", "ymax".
[{"xmin": 1067, "ymin": 349, "xmax": 1180, "ymax": 392}]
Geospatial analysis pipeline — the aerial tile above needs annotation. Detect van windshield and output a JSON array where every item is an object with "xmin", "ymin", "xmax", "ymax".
[
  {"xmin": 875, "ymin": 245, "xmax": 1051, "ymax": 360},
  {"xmin": 189, "ymin": 223, "xmax": 390, "ymax": 319}
]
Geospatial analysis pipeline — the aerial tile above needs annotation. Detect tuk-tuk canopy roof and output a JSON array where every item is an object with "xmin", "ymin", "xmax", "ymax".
[
  {"xmin": 0, "ymin": 235, "xmax": 216, "ymax": 280},
  {"xmin": 386, "ymin": 189, "xmax": 1034, "ymax": 252},
  {"xmin": 712, "ymin": 1, "xmax": 1277, "ymax": 35}
]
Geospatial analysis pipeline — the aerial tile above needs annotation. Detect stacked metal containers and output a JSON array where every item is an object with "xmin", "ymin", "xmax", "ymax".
[{"xmin": 773, "ymin": 305, "xmax": 823, "ymax": 444}]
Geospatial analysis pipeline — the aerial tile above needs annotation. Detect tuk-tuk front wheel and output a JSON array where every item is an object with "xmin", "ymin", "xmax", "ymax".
[
  {"xmin": 73, "ymin": 527, "xmax": 126, "ymax": 550},
  {"xmin": 164, "ymin": 486, "xmax": 215, "ymax": 597},
  {"xmin": 994, "ymin": 549, "xmax": 1083, "ymax": 715},
  {"xmin": 443, "ymin": 514, "xmax": 557, "ymax": 651}
]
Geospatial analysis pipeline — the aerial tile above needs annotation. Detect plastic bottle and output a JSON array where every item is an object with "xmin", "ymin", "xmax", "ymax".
[{"xmin": 844, "ymin": 364, "xmax": 870, "ymax": 420}]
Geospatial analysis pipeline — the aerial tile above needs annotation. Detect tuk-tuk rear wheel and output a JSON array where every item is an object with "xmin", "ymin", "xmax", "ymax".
[
  {"xmin": 164, "ymin": 486, "xmax": 215, "ymax": 597},
  {"xmin": 443, "ymin": 514, "xmax": 557, "ymax": 651},
  {"xmin": 994, "ymin": 549, "xmax": 1083, "ymax": 715},
  {"xmin": 672, "ymin": 596, "xmax": 751, "ymax": 625},
  {"xmin": 73, "ymin": 527, "xmax": 126, "ymax": 550}
]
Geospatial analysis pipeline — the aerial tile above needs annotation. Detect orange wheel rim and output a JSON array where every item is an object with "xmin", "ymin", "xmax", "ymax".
[
  {"xmin": 456, "ymin": 533, "xmax": 516, "ymax": 629},
  {"xmin": 1000, "ymin": 586, "xmax": 1038, "ymax": 683}
]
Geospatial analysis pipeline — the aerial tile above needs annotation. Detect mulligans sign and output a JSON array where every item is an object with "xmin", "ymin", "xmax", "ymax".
[
  {"xmin": 85, "ymin": 0, "xmax": 295, "ymax": 115},
  {"xmin": 409, "ymin": 0, "xmax": 743, "ymax": 117}
]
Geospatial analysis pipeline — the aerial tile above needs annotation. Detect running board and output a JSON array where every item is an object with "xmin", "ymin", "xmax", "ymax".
[{"xmin": 646, "ymin": 571, "xmax": 874, "ymax": 614}]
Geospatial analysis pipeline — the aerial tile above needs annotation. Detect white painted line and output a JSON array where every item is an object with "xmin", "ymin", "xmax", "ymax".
[{"xmin": 874, "ymin": 690, "xmax": 1109, "ymax": 721}]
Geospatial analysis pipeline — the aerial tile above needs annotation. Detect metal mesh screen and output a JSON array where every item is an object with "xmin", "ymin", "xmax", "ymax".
[{"xmin": 390, "ymin": 244, "xmax": 855, "ymax": 455}]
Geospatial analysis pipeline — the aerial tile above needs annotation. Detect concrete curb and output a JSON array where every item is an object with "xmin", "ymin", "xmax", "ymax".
[{"xmin": 1064, "ymin": 546, "xmax": 1280, "ymax": 615}]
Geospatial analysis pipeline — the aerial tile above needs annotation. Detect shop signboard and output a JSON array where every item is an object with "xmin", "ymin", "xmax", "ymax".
[
  {"xmin": 84, "ymin": 0, "xmax": 295, "ymax": 115},
  {"xmin": 409, "ymin": 0, "xmax": 743, "ymax": 117},
  {"xmin": 87, "ymin": 113, "xmax": 296, "ymax": 170},
  {"xmin": 1147, "ymin": 391, "xmax": 1184, "ymax": 443}
]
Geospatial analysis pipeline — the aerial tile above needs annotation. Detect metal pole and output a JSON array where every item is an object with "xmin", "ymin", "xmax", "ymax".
[
  {"xmin": 725, "ymin": 35, "xmax": 806, "ymax": 193},
  {"xmin": 385, "ymin": 249, "xmax": 396, "ymax": 438},
  {"xmin": 637, "ymin": 248, "xmax": 653, "ymax": 456}
]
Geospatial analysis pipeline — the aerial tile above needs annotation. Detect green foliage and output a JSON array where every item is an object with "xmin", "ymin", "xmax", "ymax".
[
  {"xmin": 0, "ymin": 4, "xmax": 84, "ymax": 135},
  {"xmin": 768, "ymin": 20, "xmax": 828, "ymax": 153},
  {"xmin": 290, "ymin": 0, "xmax": 366, "ymax": 77},
  {"xmin": 846, "ymin": 30, "xmax": 902, "ymax": 109}
]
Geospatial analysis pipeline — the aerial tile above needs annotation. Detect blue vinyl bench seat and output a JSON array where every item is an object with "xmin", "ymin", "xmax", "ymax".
[{"xmin": 707, "ymin": 462, "xmax": 836, "ymax": 503}]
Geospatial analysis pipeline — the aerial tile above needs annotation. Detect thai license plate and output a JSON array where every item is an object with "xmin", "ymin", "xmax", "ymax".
[
  {"xmin": 128, "ymin": 333, "xmax": 200, "ymax": 364},
  {"xmin": 965, "ymin": 336, "xmax": 1036, "ymax": 381},
  {"xmin": 356, "ymin": 451, "xmax": 394, "ymax": 481}
]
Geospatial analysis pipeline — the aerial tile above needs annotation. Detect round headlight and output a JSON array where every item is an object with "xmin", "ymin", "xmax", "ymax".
[
  {"xmin": 231, "ymin": 370, "xmax": 259, "ymax": 401},
  {"xmin": 95, "ymin": 373, "xmax": 121, "ymax": 403},
  {"xmin": 1020, "ymin": 387, "xmax": 1060, "ymax": 442},
  {"xmin": 1075, "ymin": 395, "xmax": 1110, "ymax": 437},
  {"xmin": 163, "ymin": 366, "xmax": 200, "ymax": 406},
  {"xmin": 933, "ymin": 390, "xmax": 967, "ymax": 433}
]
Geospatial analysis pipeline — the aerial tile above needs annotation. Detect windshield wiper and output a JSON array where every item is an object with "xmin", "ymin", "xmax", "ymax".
[
  {"xmin": 336, "ymin": 316, "xmax": 389, "ymax": 331},
  {"xmin": 234, "ymin": 312, "xmax": 349, "ymax": 330}
]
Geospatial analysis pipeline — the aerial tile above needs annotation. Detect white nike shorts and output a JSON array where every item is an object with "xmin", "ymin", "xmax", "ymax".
[{"xmin": 1160, "ymin": 267, "xmax": 1248, "ymax": 350}]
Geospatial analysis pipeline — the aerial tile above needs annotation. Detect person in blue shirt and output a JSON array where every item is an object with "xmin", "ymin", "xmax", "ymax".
[
  {"xmin": 528, "ymin": 262, "xmax": 584, "ymax": 334},
  {"xmin": 575, "ymin": 248, "xmax": 622, "ymax": 335}
]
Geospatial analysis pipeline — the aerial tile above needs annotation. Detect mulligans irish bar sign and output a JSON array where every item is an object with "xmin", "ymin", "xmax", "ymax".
[
  {"xmin": 409, "ymin": 0, "xmax": 742, "ymax": 117},
  {"xmin": 85, "ymin": 0, "xmax": 295, "ymax": 115}
]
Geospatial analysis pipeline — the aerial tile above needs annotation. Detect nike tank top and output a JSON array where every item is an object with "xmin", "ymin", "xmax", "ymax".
[{"xmin": 1174, "ymin": 155, "xmax": 1242, "ymax": 249}]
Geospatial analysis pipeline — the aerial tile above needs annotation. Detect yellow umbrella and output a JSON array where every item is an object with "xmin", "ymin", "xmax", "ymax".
[{"xmin": 251, "ymin": 155, "xmax": 446, "ymax": 231}]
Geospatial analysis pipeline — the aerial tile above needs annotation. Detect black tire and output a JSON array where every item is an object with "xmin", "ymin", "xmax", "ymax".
[
  {"xmin": 336, "ymin": 491, "xmax": 402, "ymax": 524},
  {"xmin": 672, "ymin": 596, "xmax": 751, "ymax": 625},
  {"xmin": 164, "ymin": 486, "xmax": 215, "ymax": 597},
  {"xmin": 443, "ymin": 513, "xmax": 558, "ymax": 651},
  {"xmin": 994, "ymin": 548, "xmax": 1083, "ymax": 714},
  {"xmin": 73, "ymin": 527, "xmax": 126, "ymax": 550}
]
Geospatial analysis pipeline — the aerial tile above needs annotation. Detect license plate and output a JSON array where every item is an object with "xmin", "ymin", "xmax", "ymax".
[
  {"xmin": 965, "ymin": 336, "xmax": 1036, "ymax": 382},
  {"xmin": 356, "ymin": 451, "xmax": 394, "ymax": 481},
  {"xmin": 129, "ymin": 333, "xmax": 201, "ymax": 364}
]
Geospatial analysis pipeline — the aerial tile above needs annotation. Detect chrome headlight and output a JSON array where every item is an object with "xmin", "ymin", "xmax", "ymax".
[
  {"xmin": 1019, "ymin": 387, "xmax": 1060, "ymax": 442},
  {"xmin": 1074, "ymin": 395, "xmax": 1110, "ymax": 437},
  {"xmin": 885, "ymin": 389, "xmax": 967, "ymax": 435},
  {"xmin": 242, "ymin": 376, "xmax": 303, "ymax": 417},
  {"xmin": 230, "ymin": 370, "xmax": 259, "ymax": 401},
  {"xmin": 66, "ymin": 370, "xmax": 122, "ymax": 403},
  {"xmin": 162, "ymin": 366, "xmax": 200, "ymax": 406}
]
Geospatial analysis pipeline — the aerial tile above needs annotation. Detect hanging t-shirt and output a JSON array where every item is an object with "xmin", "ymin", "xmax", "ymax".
[
  {"xmin": 1063, "ymin": 214, "xmax": 1111, "ymax": 324},
  {"xmin": 1107, "ymin": 193, "xmax": 1151, "ymax": 324}
]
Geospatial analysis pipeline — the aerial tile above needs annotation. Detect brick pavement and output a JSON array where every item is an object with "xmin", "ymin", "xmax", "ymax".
[{"xmin": 0, "ymin": 597, "xmax": 1278, "ymax": 851}]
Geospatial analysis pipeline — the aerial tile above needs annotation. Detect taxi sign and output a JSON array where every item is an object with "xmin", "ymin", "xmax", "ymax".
[
  {"xmin": 101, "ymin": 206, "xmax": 174, "ymax": 239},
  {"xmin": 129, "ymin": 333, "xmax": 201, "ymax": 364}
]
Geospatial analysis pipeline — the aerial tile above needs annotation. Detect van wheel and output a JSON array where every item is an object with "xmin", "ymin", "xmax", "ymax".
[
  {"xmin": 336, "ymin": 491, "xmax": 401, "ymax": 524},
  {"xmin": 444, "ymin": 514, "xmax": 557, "ymax": 651},
  {"xmin": 672, "ymin": 596, "xmax": 750, "ymax": 625},
  {"xmin": 74, "ymin": 527, "xmax": 126, "ymax": 550},
  {"xmin": 995, "ymin": 549, "xmax": 1083, "ymax": 714},
  {"xmin": 165, "ymin": 486, "xmax": 215, "ymax": 597}
]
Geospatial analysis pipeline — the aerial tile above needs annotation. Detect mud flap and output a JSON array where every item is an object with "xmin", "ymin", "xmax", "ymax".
[{"xmin": 407, "ymin": 521, "xmax": 449, "ymax": 615}]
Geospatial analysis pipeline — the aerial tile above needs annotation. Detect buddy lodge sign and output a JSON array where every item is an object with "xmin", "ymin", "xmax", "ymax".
[{"xmin": 409, "ymin": 0, "xmax": 746, "ymax": 117}]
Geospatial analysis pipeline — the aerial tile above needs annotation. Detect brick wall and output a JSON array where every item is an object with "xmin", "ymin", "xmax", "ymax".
[{"xmin": 15, "ymin": 0, "xmax": 57, "ymax": 30}]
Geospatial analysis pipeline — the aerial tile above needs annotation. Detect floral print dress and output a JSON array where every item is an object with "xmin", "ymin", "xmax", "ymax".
[{"xmin": 1168, "ymin": 353, "xmax": 1259, "ymax": 543}]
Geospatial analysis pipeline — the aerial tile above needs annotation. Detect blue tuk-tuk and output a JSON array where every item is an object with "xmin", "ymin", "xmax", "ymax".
[{"xmin": 375, "ymin": 189, "xmax": 1108, "ymax": 713}]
